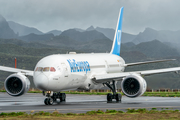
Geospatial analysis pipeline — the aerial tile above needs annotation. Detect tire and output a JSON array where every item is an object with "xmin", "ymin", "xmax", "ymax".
[
  {"xmin": 60, "ymin": 93, "xmax": 66, "ymax": 101},
  {"xmin": 48, "ymin": 98, "xmax": 53, "ymax": 105},
  {"xmin": 44, "ymin": 98, "xmax": 49, "ymax": 105},
  {"xmin": 51, "ymin": 93, "xmax": 57, "ymax": 102},
  {"xmin": 116, "ymin": 93, "xmax": 122, "ymax": 101},
  {"xmin": 107, "ymin": 93, "xmax": 113, "ymax": 101}
]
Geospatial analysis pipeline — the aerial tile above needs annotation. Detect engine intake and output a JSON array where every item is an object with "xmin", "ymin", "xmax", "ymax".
[
  {"xmin": 121, "ymin": 74, "xmax": 147, "ymax": 98},
  {"xmin": 4, "ymin": 73, "xmax": 30, "ymax": 96}
]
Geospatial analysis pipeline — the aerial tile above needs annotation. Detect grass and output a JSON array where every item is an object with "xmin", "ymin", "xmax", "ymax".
[
  {"xmin": 1, "ymin": 89, "xmax": 180, "ymax": 97},
  {"xmin": 0, "ymin": 109, "xmax": 180, "ymax": 120},
  {"xmin": 143, "ymin": 92, "xmax": 180, "ymax": 97}
]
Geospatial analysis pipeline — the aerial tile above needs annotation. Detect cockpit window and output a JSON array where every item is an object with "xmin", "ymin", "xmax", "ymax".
[
  {"xmin": 35, "ymin": 67, "xmax": 43, "ymax": 71},
  {"xmin": 50, "ymin": 67, "xmax": 56, "ymax": 72},
  {"xmin": 35, "ymin": 67, "xmax": 56, "ymax": 72},
  {"xmin": 43, "ymin": 67, "xmax": 50, "ymax": 72}
]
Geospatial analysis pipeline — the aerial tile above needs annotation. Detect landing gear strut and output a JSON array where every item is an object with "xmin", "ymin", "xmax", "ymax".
[
  {"xmin": 104, "ymin": 81, "xmax": 122, "ymax": 102},
  {"xmin": 43, "ymin": 91, "xmax": 66, "ymax": 105}
]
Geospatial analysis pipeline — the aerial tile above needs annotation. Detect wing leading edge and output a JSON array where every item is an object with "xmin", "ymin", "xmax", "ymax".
[
  {"xmin": 124, "ymin": 59, "xmax": 175, "ymax": 67},
  {"xmin": 0, "ymin": 66, "xmax": 33, "ymax": 76},
  {"xmin": 92, "ymin": 67, "xmax": 180, "ymax": 83}
]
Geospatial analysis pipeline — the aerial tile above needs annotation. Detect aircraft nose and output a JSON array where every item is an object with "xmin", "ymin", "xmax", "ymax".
[{"xmin": 34, "ymin": 74, "xmax": 49, "ymax": 90}]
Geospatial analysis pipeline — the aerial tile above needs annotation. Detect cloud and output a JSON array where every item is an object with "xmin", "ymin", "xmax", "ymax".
[{"xmin": 0, "ymin": 0, "xmax": 179, "ymax": 34}]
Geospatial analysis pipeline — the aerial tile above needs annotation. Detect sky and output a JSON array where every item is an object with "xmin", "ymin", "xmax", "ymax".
[{"xmin": 0, "ymin": 0, "xmax": 180, "ymax": 34}]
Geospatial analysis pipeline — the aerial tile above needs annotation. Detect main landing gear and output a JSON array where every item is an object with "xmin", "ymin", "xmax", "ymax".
[
  {"xmin": 43, "ymin": 91, "xmax": 66, "ymax": 105},
  {"xmin": 104, "ymin": 81, "xmax": 122, "ymax": 102}
]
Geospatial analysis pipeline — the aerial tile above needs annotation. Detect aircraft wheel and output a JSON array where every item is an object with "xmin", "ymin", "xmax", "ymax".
[
  {"xmin": 48, "ymin": 98, "xmax": 53, "ymax": 105},
  {"xmin": 107, "ymin": 93, "xmax": 113, "ymax": 102},
  {"xmin": 51, "ymin": 93, "xmax": 57, "ymax": 102},
  {"xmin": 44, "ymin": 98, "xmax": 49, "ymax": 105},
  {"xmin": 116, "ymin": 93, "xmax": 122, "ymax": 102},
  {"xmin": 60, "ymin": 93, "xmax": 66, "ymax": 101}
]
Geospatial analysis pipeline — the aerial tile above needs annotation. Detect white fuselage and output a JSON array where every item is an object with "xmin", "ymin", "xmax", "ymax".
[{"xmin": 33, "ymin": 53, "xmax": 125, "ymax": 92}]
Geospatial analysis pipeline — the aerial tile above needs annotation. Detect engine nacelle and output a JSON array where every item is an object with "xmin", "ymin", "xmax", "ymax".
[
  {"xmin": 121, "ymin": 74, "xmax": 147, "ymax": 98},
  {"xmin": 4, "ymin": 73, "xmax": 30, "ymax": 96}
]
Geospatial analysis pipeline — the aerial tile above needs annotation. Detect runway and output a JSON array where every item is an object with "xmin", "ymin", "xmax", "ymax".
[{"xmin": 0, "ymin": 92, "xmax": 180, "ymax": 113}]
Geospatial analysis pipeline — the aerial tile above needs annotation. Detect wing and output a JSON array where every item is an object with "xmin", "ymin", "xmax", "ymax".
[
  {"xmin": 124, "ymin": 59, "xmax": 175, "ymax": 66},
  {"xmin": 92, "ymin": 67, "xmax": 180, "ymax": 83},
  {"xmin": 0, "ymin": 66, "xmax": 33, "ymax": 76}
]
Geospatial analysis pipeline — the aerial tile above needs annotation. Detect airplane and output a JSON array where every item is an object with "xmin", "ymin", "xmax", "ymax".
[{"xmin": 1, "ymin": 7, "xmax": 180, "ymax": 105}]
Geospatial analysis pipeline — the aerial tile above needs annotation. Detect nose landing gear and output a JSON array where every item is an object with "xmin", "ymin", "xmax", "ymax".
[
  {"xmin": 44, "ymin": 98, "xmax": 53, "ymax": 105},
  {"xmin": 43, "ymin": 91, "xmax": 66, "ymax": 105}
]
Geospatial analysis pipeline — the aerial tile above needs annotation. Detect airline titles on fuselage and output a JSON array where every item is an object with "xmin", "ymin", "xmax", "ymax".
[{"xmin": 67, "ymin": 59, "xmax": 90, "ymax": 73}]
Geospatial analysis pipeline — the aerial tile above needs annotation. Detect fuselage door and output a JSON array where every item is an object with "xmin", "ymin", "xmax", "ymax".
[
  {"xmin": 105, "ymin": 60, "xmax": 109, "ymax": 73},
  {"xmin": 61, "ymin": 63, "xmax": 68, "ymax": 77}
]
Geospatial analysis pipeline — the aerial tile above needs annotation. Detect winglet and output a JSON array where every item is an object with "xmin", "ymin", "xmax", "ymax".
[{"xmin": 110, "ymin": 7, "xmax": 124, "ymax": 56}]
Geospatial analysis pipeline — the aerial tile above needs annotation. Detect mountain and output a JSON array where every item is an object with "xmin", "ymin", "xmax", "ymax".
[
  {"xmin": 43, "ymin": 29, "xmax": 113, "ymax": 53},
  {"xmin": 73, "ymin": 28, "xmax": 85, "ymax": 32},
  {"xmin": 94, "ymin": 26, "xmax": 136, "ymax": 43},
  {"xmin": 0, "ymin": 38, "xmax": 55, "ymax": 49},
  {"xmin": 133, "ymin": 27, "xmax": 180, "ymax": 45},
  {"xmin": 75, "ymin": 38, "xmax": 112, "ymax": 53},
  {"xmin": 8, "ymin": 21, "xmax": 43, "ymax": 36},
  {"xmin": 123, "ymin": 42, "xmax": 136, "ymax": 48},
  {"xmin": 130, "ymin": 40, "xmax": 180, "ymax": 58},
  {"xmin": 59, "ymin": 29, "xmax": 108, "ymax": 42},
  {"xmin": 122, "ymin": 32, "xmax": 137, "ymax": 43},
  {"xmin": 133, "ymin": 28, "xmax": 158, "ymax": 44},
  {"xmin": 95, "ymin": 27, "xmax": 115, "ymax": 40},
  {"xmin": 0, "ymin": 15, "xmax": 17, "ymax": 39},
  {"xmin": 19, "ymin": 33, "xmax": 54, "ymax": 42},
  {"xmin": 46, "ymin": 30, "xmax": 62, "ymax": 36},
  {"xmin": 86, "ymin": 26, "xmax": 95, "ymax": 31}
]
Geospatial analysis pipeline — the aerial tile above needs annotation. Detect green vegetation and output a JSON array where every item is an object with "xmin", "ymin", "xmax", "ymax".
[
  {"xmin": 0, "ymin": 109, "xmax": 180, "ymax": 120},
  {"xmin": 65, "ymin": 91, "xmax": 180, "ymax": 97},
  {"xmin": 2, "ymin": 89, "xmax": 180, "ymax": 97},
  {"xmin": 143, "ymin": 92, "xmax": 180, "ymax": 97}
]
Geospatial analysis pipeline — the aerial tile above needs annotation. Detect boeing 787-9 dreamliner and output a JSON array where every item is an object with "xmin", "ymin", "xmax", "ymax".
[{"xmin": 1, "ymin": 7, "xmax": 180, "ymax": 105}]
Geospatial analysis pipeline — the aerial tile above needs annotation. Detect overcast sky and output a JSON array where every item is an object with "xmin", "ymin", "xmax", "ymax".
[{"xmin": 0, "ymin": 0, "xmax": 180, "ymax": 34}]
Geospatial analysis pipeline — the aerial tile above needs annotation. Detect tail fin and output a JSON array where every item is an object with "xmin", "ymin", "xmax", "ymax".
[{"xmin": 110, "ymin": 7, "xmax": 124, "ymax": 56}]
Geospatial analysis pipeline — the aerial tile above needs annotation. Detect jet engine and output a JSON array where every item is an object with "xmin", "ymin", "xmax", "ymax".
[
  {"xmin": 4, "ymin": 73, "xmax": 30, "ymax": 96},
  {"xmin": 121, "ymin": 74, "xmax": 147, "ymax": 98}
]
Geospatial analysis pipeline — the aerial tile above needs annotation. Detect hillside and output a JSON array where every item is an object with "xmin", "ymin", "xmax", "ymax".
[
  {"xmin": 46, "ymin": 30, "xmax": 62, "ymax": 36},
  {"xmin": 60, "ymin": 29, "xmax": 108, "ymax": 42},
  {"xmin": 19, "ymin": 33, "xmax": 54, "ymax": 42},
  {"xmin": 130, "ymin": 40, "xmax": 180, "ymax": 58},
  {"xmin": 133, "ymin": 27, "xmax": 180, "ymax": 45},
  {"xmin": 95, "ymin": 27, "xmax": 136, "ymax": 43},
  {"xmin": 8, "ymin": 21, "xmax": 43, "ymax": 36},
  {"xmin": 0, "ymin": 15, "xmax": 17, "ymax": 39}
]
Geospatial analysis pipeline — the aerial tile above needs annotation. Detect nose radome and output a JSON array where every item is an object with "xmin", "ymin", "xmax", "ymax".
[{"xmin": 34, "ymin": 74, "xmax": 49, "ymax": 91}]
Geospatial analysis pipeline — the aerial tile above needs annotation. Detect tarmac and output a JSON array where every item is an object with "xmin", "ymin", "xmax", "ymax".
[{"xmin": 0, "ymin": 92, "xmax": 180, "ymax": 113}]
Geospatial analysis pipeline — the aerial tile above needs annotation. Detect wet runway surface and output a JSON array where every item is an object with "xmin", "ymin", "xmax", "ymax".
[{"xmin": 0, "ymin": 92, "xmax": 180, "ymax": 113}]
